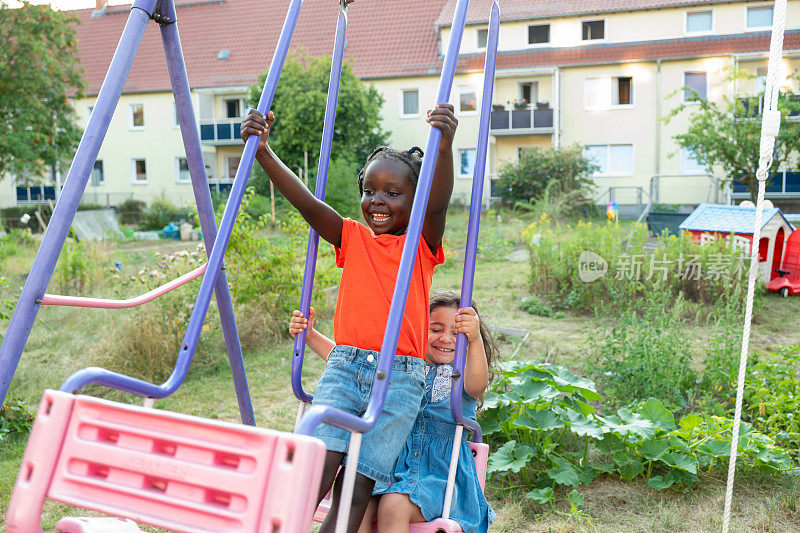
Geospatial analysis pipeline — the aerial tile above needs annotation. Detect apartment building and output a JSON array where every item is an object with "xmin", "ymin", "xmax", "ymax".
[{"xmin": 2, "ymin": 0, "xmax": 799, "ymax": 212}]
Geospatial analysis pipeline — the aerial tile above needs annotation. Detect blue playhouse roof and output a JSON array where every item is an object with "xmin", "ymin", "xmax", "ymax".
[{"xmin": 679, "ymin": 203, "xmax": 795, "ymax": 235}]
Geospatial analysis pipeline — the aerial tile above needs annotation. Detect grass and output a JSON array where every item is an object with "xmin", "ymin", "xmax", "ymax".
[{"xmin": 2, "ymin": 207, "xmax": 800, "ymax": 531}]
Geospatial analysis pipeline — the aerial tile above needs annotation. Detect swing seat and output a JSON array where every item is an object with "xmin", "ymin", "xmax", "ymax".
[
  {"xmin": 313, "ymin": 441, "xmax": 489, "ymax": 532},
  {"xmin": 6, "ymin": 390, "xmax": 327, "ymax": 533}
]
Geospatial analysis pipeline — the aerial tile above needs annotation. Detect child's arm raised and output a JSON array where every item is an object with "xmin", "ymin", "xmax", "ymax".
[
  {"xmin": 421, "ymin": 103, "xmax": 457, "ymax": 254},
  {"xmin": 454, "ymin": 307, "xmax": 489, "ymax": 399},
  {"xmin": 241, "ymin": 109, "xmax": 344, "ymax": 247},
  {"xmin": 289, "ymin": 307, "xmax": 335, "ymax": 361}
]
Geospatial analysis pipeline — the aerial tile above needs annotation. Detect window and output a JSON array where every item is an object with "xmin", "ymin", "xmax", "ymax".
[
  {"xmin": 129, "ymin": 103, "xmax": 144, "ymax": 129},
  {"xmin": 520, "ymin": 82, "xmax": 538, "ymax": 105},
  {"xmin": 224, "ymin": 98, "xmax": 242, "ymax": 118},
  {"xmin": 684, "ymin": 72, "xmax": 707, "ymax": 101},
  {"xmin": 458, "ymin": 86, "xmax": 477, "ymax": 113},
  {"xmin": 400, "ymin": 89, "xmax": 419, "ymax": 117},
  {"xmin": 131, "ymin": 158, "xmax": 147, "ymax": 184},
  {"xmin": 686, "ymin": 10, "xmax": 712, "ymax": 33},
  {"xmin": 173, "ymin": 101, "xmax": 180, "ymax": 127},
  {"xmin": 87, "ymin": 105, "xmax": 94, "ymax": 119},
  {"xmin": 227, "ymin": 156, "xmax": 241, "ymax": 179},
  {"xmin": 203, "ymin": 152, "xmax": 216, "ymax": 179},
  {"xmin": 584, "ymin": 76, "xmax": 634, "ymax": 109},
  {"xmin": 176, "ymin": 157, "xmax": 191, "ymax": 183},
  {"xmin": 755, "ymin": 66, "xmax": 768, "ymax": 94},
  {"xmin": 90, "ymin": 160, "xmax": 104, "ymax": 186},
  {"xmin": 582, "ymin": 20, "xmax": 604, "ymax": 40},
  {"xmin": 584, "ymin": 144, "xmax": 634, "ymax": 176},
  {"xmin": 459, "ymin": 149, "xmax": 476, "ymax": 177},
  {"xmin": 681, "ymin": 148, "xmax": 705, "ymax": 174},
  {"xmin": 747, "ymin": 5, "xmax": 773, "ymax": 29},
  {"xmin": 476, "ymin": 28, "xmax": 488, "ymax": 49},
  {"xmin": 528, "ymin": 24, "xmax": 550, "ymax": 44}
]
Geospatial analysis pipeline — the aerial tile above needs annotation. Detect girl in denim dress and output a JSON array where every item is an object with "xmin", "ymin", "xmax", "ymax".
[{"xmin": 290, "ymin": 291, "xmax": 497, "ymax": 532}]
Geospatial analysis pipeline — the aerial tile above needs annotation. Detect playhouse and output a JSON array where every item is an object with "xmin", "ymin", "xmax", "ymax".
[{"xmin": 679, "ymin": 203, "xmax": 795, "ymax": 282}]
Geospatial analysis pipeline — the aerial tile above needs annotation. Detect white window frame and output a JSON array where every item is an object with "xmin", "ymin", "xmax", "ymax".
[
  {"xmin": 457, "ymin": 85, "xmax": 479, "ymax": 115},
  {"xmin": 130, "ymin": 158, "xmax": 148, "ymax": 185},
  {"xmin": 680, "ymin": 147, "xmax": 706, "ymax": 175},
  {"xmin": 583, "ymin": 76, "xmax": 635, "ymax": 110},
  {"xmin": 745, "ymin": 4, "xmax": 773, "ymax": 31},
  {"xmin": 526, "ymin": 23, "xmax": 551, "ymax": 47},
  {"xmin": 476, "ymin": 27, "xmax": 488, "ymax": 50},
  {"xmin": 458, "ymin": 147, "xmax": 477, "ymax": 179},
  {"xmin": 398, "ymin": 88, "xmax": 420, "ymax": 119},
  {"xmin": 581, "ymin": 18, "xmax": 606, "ymax": 42},
  {"xmin": 585, "ymin": 143, "xmax": 635, "ymax": 177},
  {"xmin": 682, "ymin": 70, "xmax": 708, "ymax": 103},
  {"xmin": 172, "ymin": 101, "xmax": 181, "ymax": 129},
  {"xmin": 175, "ymin": 157, "xmax": 192, "ymax": 183},
  {"xmin": 684, "ymin": 9, "xmax": 713, "ymax": 35},
  {"xmin": 128, "ymin": 103, "xmax": 145, "ymax": 130}
]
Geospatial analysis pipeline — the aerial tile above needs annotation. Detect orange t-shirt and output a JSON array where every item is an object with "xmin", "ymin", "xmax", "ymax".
[{"xmin": 333, "ymin": 218, "xmax": 445, "ymax": 359}]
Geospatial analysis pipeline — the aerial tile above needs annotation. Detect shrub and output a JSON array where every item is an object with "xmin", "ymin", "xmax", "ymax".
[
  {"xmin": 482, "ymin": 360, "xmax": 793, "ymax": 507},
  {"xmin": 520, "ymin": 295, "xmax": 564, "ymax": 319},
  {"xmin": 0, "ymin": 395, "xmax": 34, "ymax": 441},
  {"xmin": 54, "ymin": 238, "xmax": 99, "ymax": 295},
  {"xmin": 590, "ymin": 288, "xmax": 696, "ymax": 410},
  {"xmin": 525, "ymin": 215, "xmax": 747, "ymax": 313},
  {"xmin": 0, "ymin": 204, "xmax": 52, "ymax": 231},
  {"xmin": 495, "ymin": 145, "xmax": 597, "ymax": 207},
  {"xmin": 0, "ymin": 228, "xmax": 34, "ymax": 261},
  {"xmin": 117, "ymin": 199, "xmax": 146, "ymax": 225},
  {"xmin": 322, "ymin": 158, "xmax": 361, "ymax": 218},
  {"xmin": 140, "ymin": 198, "xmax": 185, "ymax": 230},
  {"xmin": 224, "ymin": 189, "xmax": 338, "ymax": 346}
]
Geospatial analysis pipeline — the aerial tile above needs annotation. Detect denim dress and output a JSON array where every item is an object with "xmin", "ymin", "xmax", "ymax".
[{"xmin": 376, "ymin": 363, "xmax": 496, "ymax": 533}]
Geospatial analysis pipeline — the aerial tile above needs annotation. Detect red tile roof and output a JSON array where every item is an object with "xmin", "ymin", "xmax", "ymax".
[
  {"xmin": 73, "ymin": 0, "xmax": 448, "ymax": 95},
  {"xmin": 435, "ymin": 0, "xmax": 724, "ymax": 26},
  {"xmin": 454, "ymin": 30, "xmax": 800, "ymax": 72}
]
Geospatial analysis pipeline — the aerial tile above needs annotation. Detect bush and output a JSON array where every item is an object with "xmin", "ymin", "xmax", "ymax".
[
  {"xmin": 0, "ymin": 395, "xmax": 34, "ymax": 441},
  {"xmin": 495, "ymin": 145, "xmax": 597, "ymax": 207},
  {"xmin": 140, "ymin": 198, "xmax": 185, "ymax": 230},
  {"xmin": 322, "ymin": 158, "xmax": 361, "ymax": 218},
  {"xmin": 525, "ymin": 215, "xmax": 747, "ymax": 313},
  {"xmin": 0, "ymin": 204, "xmax": 52, "ymax": 231},
  {"xmin": 224, "ymin": 189, "xmax": 338, "ymax": 347},
  {"xmin": 118, "ymin": 199, "xmax": 146, "ymax": 225},
  {"xmin": 590, "ymin": 288, "xmax": 697, "ymax": 410},
  {"xmin": 54, "ymin": 238, "xmax": 99, "ymax": 295},
  {"xmin": 520, "ymin": 295, "xmax": 564, "ymax": 318}
]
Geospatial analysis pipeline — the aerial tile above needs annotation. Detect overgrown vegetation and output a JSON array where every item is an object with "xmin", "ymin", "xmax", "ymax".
[
  {"xmin": 139, "ymin": 197, "xmax": 189, "ymax": 231},
  {"xmin": 0, "ymin": 395, "xmax": 34, "ymax": 442},
  {"xmin": 483, "ymin": 361, "xmax": 794, "ymax": 510}
]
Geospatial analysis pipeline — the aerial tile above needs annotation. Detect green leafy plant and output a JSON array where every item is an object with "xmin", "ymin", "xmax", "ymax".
[
  {"xmin": 140, "ymin": 198, "xmax": 186, "ymax": 231},
  {"xmin": 482, "ymin": 361, "xmax": 794, "ymax": 506},
  {"xmin": 520, "ymin": 295, "xmax": 564, "ymax": 319},
  {"xmin": 0, "ymin": 395, "xmax": 34, "ymax": 441},
  {"xmin": 117, "ymin": 199, "xmax": 146, "ymax": 225},
  {"xmin": 54, "ymin": 238, "xmax": 99, "ymax": 295}
]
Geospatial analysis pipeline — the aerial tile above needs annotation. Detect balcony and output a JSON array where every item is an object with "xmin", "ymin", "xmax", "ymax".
[
  {"xmin": 489, "ymin": 107, "xmax": 554, "ymax": 135},
  {"xmin": 199, "ymin": 119, "xmax": 242, "ymax": 145},
  {"xmin": 735, "ymin": 94, "xmax": 800, "ymax": 119},
  {"xmin": 731, "ymin": 171, "xmax": 800, "ymax": 198}
]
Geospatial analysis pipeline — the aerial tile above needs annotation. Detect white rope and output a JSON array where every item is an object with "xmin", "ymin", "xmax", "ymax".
[{"xmin": 722, "ymin": 2, "xmax": 787, "ymax": 531}]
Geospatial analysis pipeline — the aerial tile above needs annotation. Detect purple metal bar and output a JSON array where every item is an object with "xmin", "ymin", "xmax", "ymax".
[
  {"xmin": 291, "ymin": 3, "xmax": 348, "ymax": 404},
  {"xmin": 0, "ymin": 0, "xmax": 158, "ymax": 407},
  {"xmin": 160, "ymin": 2, "xmax": 255, "ymax": 425},
  {"xmin": 59, "ymin": 0, "xmax": 305, "ymax": 397},
  {"xmin": 296, "ymin": 0, "xmax": 471, "ymax": 437},
  {"xmin": 450, "ymin": 1, "xmax": 500, "ymax": 444}
]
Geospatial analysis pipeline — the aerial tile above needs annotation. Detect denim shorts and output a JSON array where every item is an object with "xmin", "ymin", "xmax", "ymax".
[{"xmin": 311, "ymin": 345, "xmax": 426, "ymax": 484}]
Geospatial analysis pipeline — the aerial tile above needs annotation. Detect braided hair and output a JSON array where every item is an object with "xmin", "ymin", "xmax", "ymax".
[{"xmin": 357, "ymin": 146, "xmax": 424, "ymax": 195}]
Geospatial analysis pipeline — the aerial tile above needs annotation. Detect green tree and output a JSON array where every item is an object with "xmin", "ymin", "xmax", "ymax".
[
  {"xmin": 495, "ymin": 145, "xmax": 597, "ymax": 207},
  {"xmin": 247, "ymin": 53, "xmax": 389, "ymax": 197},
  {"xmin": 0, "ymin": 2, "xmax": 85, "ymax": 180},
  {"xmin": 666, "ymin": 70, "xmax": 800, "ymax": 203}
]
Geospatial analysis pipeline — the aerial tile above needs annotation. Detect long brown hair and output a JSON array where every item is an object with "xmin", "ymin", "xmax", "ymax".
[{"xmin": 429, "ymin": 290, "xmax": 497, "ymax": 388}]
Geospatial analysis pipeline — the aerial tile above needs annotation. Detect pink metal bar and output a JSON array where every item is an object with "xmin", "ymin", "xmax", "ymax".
[{"xmin": 41, "ymin": 263, "xmax": 208, "ymax": 309}]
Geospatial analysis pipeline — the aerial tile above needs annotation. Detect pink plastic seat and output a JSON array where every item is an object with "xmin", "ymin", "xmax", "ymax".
[
  {"xmin": 313, "ymin": 441, "xmax": 489, "ymax": 532},
  {"xmin": 6, "ymin": 390, "xmax": 327, "ymax": 533}
]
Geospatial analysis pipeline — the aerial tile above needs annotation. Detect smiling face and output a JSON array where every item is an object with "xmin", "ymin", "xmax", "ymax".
[
  {"xmin": 426, "ymin": 304, "xmax": 459, "ymax": 365},
  {"xmin": 360, "ymin": 159, "xmax": 415, "ymax": 236}
]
